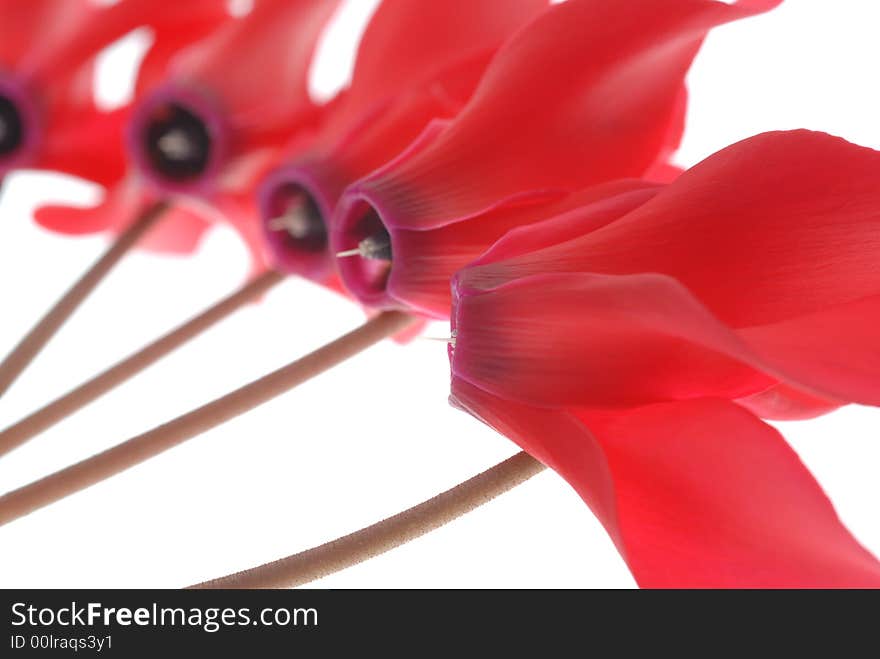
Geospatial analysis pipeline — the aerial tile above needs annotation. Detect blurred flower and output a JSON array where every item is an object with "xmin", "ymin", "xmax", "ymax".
[
  {"xmin": 259, "ymin": 0, "xmax": 548, "ymax": 285},
  {"xmin": 36, "ymin": 0, "xmax": 341, "ymax": 263},
  {"xmin": 449, "ymin": 130, "xmax": 880, "ymax": 587},
  {"xmin": 332, "ymin": 0, "xmax": 781, "ymax": 317},
  {"xmin": 0, "ymin": 0, "xmax": 229, "ymax": 187}
]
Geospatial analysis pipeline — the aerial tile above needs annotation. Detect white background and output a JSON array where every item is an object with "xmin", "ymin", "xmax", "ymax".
[{"xmin": 0, "ymin": 0, "xmax": 878, "ymax": 588}]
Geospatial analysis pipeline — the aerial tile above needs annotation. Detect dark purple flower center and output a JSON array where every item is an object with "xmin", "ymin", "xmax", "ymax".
[{"xmin": 142, "ymin": 102, "xmax": 212, "ymax": 182}]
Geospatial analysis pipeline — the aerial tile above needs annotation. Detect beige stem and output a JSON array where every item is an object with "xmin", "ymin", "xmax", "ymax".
[
  {"xmin": 0, "ymin": 270, "xmax": 285, "ymax": 459},
  {"xmin": 0, "ymin": 311, "xmax": 417, "ymax": 526},
  {"xmin": 191, "ymin": 451, "xmax": 545, "ymax": 589},
  {"xmin": 0, "ymin": 201, "xmax": 169, "ymax": 398}
]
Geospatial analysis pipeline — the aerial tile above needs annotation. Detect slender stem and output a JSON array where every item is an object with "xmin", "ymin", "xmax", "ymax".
[
  {"xmin": 190, "ymin": 452, "xmax": 545, "ymax": 589},
  {"xmin": 0, "ymin": 270, "xmax": 285, "ymax": 459},
  {"xmin": 0, "ymin": 201, "xmax": 169, "ymax": 398},
  {"xmin": 0, "ymin": 311, "xmax": 416, "ymax": 526}
]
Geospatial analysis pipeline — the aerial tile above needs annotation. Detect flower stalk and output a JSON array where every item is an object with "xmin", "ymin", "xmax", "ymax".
[
  {"xmin": 0, "ymin": 311, "xmax": 417, "ymax": 526},
  {"xmin": 190, "ymin": 451, "xmax": 544, "ymax": 589},
  {"xmin": 0, "ymin": 200, "xmax": 169, "ymax": 399},
  {"xmin": 0, "ymin": 270, "xmax": 285, "ymax": 459}
]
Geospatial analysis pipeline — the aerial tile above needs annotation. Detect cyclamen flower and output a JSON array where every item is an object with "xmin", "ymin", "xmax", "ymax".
[
  {"xmin": 260, "ymin": 0, "xmax": 548, "ymax": 283},
  {"xmin": 0, "ymin": 0, "xmax": 229, "ymax": 188},
  {"xmin": 37, "ymin": 0, "xmax": 341, "ymax": 262},
  {"xmin": 332, "ymin": 0, "xmax": 781, "ymax": 318},
  {"xmin": 449, "ymin": 130, "xmax": 880, "ymax": 587}
]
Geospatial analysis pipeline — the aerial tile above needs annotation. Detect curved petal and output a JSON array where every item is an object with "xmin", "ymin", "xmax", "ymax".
[
  {"xmin": 397, "ymin": 182, "xmax": 661, "ymax": 317},
  {"xmin": 576, "ymin": 398, "xmax": 880, "ymax": 588},
  {"xmin": 453, "ymin": 272, "xmax": 773, "ymax": 407},
  {"xmin": 0, "ymin": 0, "xmax": 54, "ymax": 65},
  {"xmin": 453, "ymin": 271, "xmax": 880, "ymax": 408},
  {"xmin": 14, "ymin": 0, "xmax": 229, "ymax": 91},
  {"xmin": 589, "ymin": 130, "xmax": 880, "ymax": 327},
  {"xmin": 164, "ymin": 0, "xmax": 340, "ymax": 135},
  {"xmin": 465, "ymin": 130, "xmax": 880, "ymax": 328},
  {"xmin": 351, "ymin": 0, "xmax": 780, "ymax": 231},
  {"xmin": 455, "ymin": 182, "xmax": 662, "ymax": 294},
  {"xmin": 2, "ymin": 1, "xmax": 101, "ymax": 78},
  {"xmin": 135, "ymin": 0, "xmax": 235, "ymax": 94},
  {"xmin": 451, "ymin": 379, "xmax": 880, "ymax": 588},
  {"xmin": 318, "ymin": 0, "xmax": 548, "ymax": 145}
]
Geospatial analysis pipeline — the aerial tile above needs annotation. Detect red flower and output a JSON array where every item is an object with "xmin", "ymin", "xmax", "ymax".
[
  {"xmin": 35, "ymin": 0, "xmax": 341, "ymax": 262},
  {"xmin": 331, "ymin": 0, "xmax": 781, "ymax": 318},
  {"xmin": 449, "ymin": 130, "xmax": 880, "ymax": 587},
  {"xmin": 0, "ymin": 0, "xmax": 228, "ymax": 186},
  {"xmin": 259, "ymin": 0, "xmax": 548, "ymax": 284}
]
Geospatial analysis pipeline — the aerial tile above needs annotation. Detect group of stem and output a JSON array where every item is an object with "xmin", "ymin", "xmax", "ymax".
[{"xmin": 0, "ymin": 201, "xmax": 542, "ymax": 587}]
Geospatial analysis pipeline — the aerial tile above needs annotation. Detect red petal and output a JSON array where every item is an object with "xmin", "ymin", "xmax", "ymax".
[
  {"xmin": 468, "ymin": 131, "xmax": 880, "ymax": 327},
  {"xmin": 12, "ymin": 0, "xmax": 228, "ymax": 88},
  {"xmin": 456, "ymin": 130, "xmax": 880, "ymax": 315},
  {"xmin": 579, "ymin": 399, "xmax": 880, "ymax": 588},
  {"xmin": 455, "ymin": 182, "xmax": 661, "ymax": 294},
  {"xmin": 453, "ymin": 272, "xmax": 771, "ymax": 406},
  {"xmin": 39, "ymin": 106, "xmax": 129, "ymax": 186},
  {"xmin": 320, "ymin": 0, "xmax": 548, "ymax": 144},
  {"xmin": 396, "ymin": 182, "xmax": 661, "ymax": 316},
  {"xmin": 354, "ymin": 0, "xmax": 778, "ymax": 229},
  {"xmin": 453, "ymin": 271, "xmax": 880, "ymax": 408},
  {"xmin": 529, "ymin": 130, "xmax": 880, "ymax": 327},
  {"xmin": 334, "ymin": 0, "xmax": 779, "ymax": 312},
  {"xmin": 161, "ymin": 0, "xmax": 340, "ymax": 135},
  {"xmin": 135, "ymin": 1, "xmax": 234, "ymax": 95},
  {"xmin": 0, "ymin": 0, "xmax": 56, "ymax": 65},
  {"xmin": 451, "ymin": 379, "xmax": 880, "ymax": 588},
  {"xmin": 34, "ymin": 180, "xmax": 212, "ymax": 255},
  {"xmin": 3, "ymin": 1, "xmax": 105, "ymax": 80}
]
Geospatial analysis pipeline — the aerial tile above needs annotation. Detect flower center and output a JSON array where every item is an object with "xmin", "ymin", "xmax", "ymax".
[
  {"xmin": 143, "ymin": 102, "xmax": 212, "ymax": 182},
  {"xmin": 337, "ymin": 231, "xmax": 392, "ymax": 261},
  {"xmin": 265, "ymin": 183, "xmax": 327, "ymax": 254},
  {"xmin": 0, "ymin": 94, "xmax": 24, "ymax": 158},
  {"xmin": 336, "ymin": 200, "xmax": 393, "ymax": 296}
]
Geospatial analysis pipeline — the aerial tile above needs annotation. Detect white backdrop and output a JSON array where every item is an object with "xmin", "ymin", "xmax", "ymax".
[{"xmin": 0, "ymin": 0, "xmax": 878, "ymax": 588}]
